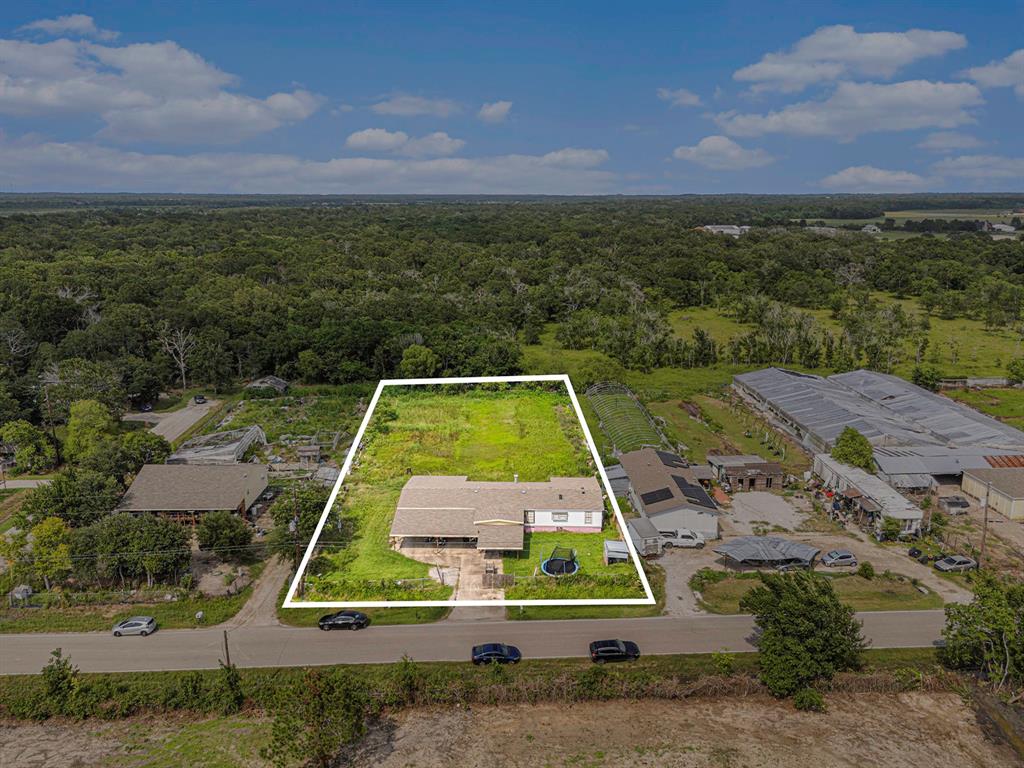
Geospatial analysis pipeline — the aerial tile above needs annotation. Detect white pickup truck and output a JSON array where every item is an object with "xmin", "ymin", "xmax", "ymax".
[{"xmin": 657, "ymin": 528, "xmax": 706, "ymax": 549}]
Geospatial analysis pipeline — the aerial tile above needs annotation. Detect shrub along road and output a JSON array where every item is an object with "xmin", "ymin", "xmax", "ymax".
[{"xmin": 0, "ymin": 610, "xmax": 945, "ymax": 675}]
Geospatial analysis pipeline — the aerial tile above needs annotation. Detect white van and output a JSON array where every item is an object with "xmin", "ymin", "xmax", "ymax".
[{"xmin": 658, "ymin": 528, "xmax": 705, "ymax": 549}]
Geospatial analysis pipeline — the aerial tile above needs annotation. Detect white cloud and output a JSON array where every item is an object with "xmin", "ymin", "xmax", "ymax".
[
  {"xmin": 0, "ymin": 36, "xmax": 322, "ymax": 143},
  {"xmin": 370, "ymin": 95, "xmax": 459, "ymax": 117},
  {"xmin": 734, "ymin": 25, "xmax": 966, "ymax": 93},
  {"xmin": 657, "ymin": 87, "xmax": 701, "ymax": 107},
  {"xmin": 671, "ymin": 135, "xmax": 773, "ymax": 170},
  {"xmin": 345, "ymin": 128, "xmax": 410, "ymax": 152},
  {"xmin": 99, "ymin": 91, "xmax": 321, "ymax": 144},
  {"xmin": 931, "ymin": 154, "xmax": 1024, "ymax": 181},
  {"xmin": 715, "ymin": 80, "xmax": 983, "ymax": 140},
  {"xmin": 537, "ymin": 148, "xmax": 609, "ymax": 168},
  {"xmin": 916, "ymin": 131, "xmax": 984, "ymax": 152},
  {"xmin": 478, "ymin": 100, "xmax": 512, "ymax": 123},
  {"xmin": 0, "ymin": 136, "xmax": 615, "ymax": 194},
  {"xmin": 962, "ymin": 49, "xmax": 1024, "ymax": 99},
  {"xmin": 18, "ymin": 14, "xmax": 118, "ymax": 42},
  {"xmin": 400, "ymin": 132, "xmax": 465, "ymax": 157},
  {"xmin": 820, "ymin": 165, "xmax": 930, "ymax": 191},
  {"xmin": 345, "ymin": 128, "xmax": 465, "ymax": 157}
]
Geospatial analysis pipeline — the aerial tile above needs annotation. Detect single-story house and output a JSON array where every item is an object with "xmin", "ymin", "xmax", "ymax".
[
  {"xmin": 247, "ymin": 375, "xmax": 290, "ymax": 394},
  {"xmin": 118, "ymin": 464, "xmax": 269, "ymax": 523},
  {"xmin": 389, "ymin": 475, "xmax": 603, "ymax": 553},
  {"xmin": 619, "ymin": 448, "xmax": 720, "ymax": 539},
  {"xmin": 627, "ymin": 517, "xmax": 662, "ymax": 557},
  {"xmin": 962, "ymin": 468, "xmax": 1024, "ymax": 520},
  {"xmin": 167, "ymin": 426, "xmax": 267, "ymax": 465},
  {"xmin": 707, "ymin": 454, "xmax": 784, "ymax": 491},
  {"xmin": 813, "ymin": 454, "xmax": 922, "ymax": 537},
  {"xmin": 715, "ymin": 536, "xmax": 820, "ymax": 569}
]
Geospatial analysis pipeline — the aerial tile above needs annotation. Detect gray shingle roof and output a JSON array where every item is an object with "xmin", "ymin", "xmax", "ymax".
[{"xmin": 119, "ymin": 464, "xmax": 268, "ymax": 512}]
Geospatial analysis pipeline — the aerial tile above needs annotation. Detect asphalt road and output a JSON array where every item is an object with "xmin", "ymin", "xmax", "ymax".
[
  {"xmin": 122, "ymin": 399, "xmax": 220, "ymax": 443},
  {"xmin": 0, "ymin": 610, "xmax": 945, "ymax": 675}
]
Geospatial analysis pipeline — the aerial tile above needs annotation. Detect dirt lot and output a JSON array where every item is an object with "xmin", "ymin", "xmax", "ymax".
[{"xmin": 6, "ymin": 692, "xmax": 1016, "ymax": 767}]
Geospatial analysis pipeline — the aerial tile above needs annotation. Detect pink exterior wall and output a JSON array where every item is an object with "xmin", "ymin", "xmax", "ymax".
[{"xmin": 525, "ymin": 525, "xmax": 600, "ymax": 533}]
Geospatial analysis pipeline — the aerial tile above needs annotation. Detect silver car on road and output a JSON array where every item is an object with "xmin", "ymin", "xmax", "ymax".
[{"xmin": 112, "ymin": 616, "xmax": 157, "ymax": 637}]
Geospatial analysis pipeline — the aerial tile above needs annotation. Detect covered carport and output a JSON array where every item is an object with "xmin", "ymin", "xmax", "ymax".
[{"xmin": 714, "ymin": 536, "xmax": 820, "ymax": 569}]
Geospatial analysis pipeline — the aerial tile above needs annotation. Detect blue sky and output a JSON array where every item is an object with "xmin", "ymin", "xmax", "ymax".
[{"xmin": 0, "ymin": 1, "xmax": 1021, "ymax": 194}]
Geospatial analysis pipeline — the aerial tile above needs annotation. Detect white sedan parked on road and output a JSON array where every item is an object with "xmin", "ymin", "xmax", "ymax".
[{"xmin": 112, "ymin": 616, "xmax": 157, "ymax": 637}]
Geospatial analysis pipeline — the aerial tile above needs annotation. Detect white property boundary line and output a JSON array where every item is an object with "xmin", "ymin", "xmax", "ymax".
[{"xmin": 283, "ymin": 374, "xmax": 655, "ymax": 608}]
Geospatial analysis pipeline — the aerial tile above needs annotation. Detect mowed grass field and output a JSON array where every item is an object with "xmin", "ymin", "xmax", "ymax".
[
  {"xmin": 306, "ymin": 384, "xmax": 604, "ymax": 601},
  {"xmin": 696, "ymin": 572, "xmax": 943, "ymax": 614},
  {"xmin": 945, "ymin": 387, "xmax": 1024, "ymax": 428}
]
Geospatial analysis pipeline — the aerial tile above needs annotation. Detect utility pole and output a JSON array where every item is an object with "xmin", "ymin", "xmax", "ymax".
[
  {"xmin": 978, "ymin": 481, "xmax": 991, "ymax": 568},
  {"xmin": 222, "ymin": 629, "xmax": 231, "ymax": 667}
]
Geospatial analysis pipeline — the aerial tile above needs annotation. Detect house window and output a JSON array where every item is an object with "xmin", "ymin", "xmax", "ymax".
[
  {"xmin": 525, "ymin": 510, "xmax": 535, "ymax": 524},
  {"xmin": 765, "ymin": 477, "xmax": 773, "ymax": 489},
  {"xmin": 584, "ymin": 511, "xmax": 593, "ymax": 525},
  {"xmin": 552, "ymin": 511, "xmax": 569, "ymax": 523}
]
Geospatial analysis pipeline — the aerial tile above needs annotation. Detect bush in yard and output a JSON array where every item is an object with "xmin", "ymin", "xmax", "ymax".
[
  {"xmin": 213, "ymin": 662, "xmax": 246, "ymax": 714},
  {"xmin": 740, "ymin": 571, "xmax": 865, "ymax": 698},
  {"xmin": 880, "ymin": 516, "xmax": 903, "ymax": 541},
  {"xmin": 793, "ymin": 687, "xmax": 826, "ymax": 712},
  {"xmin": 40, "ymin": 648, "xmax": 79, "ymax": 717},
  {"xmin": 1007, "ymin": 357, "xmax": 1024, "ymax": 386},
  {"xmin": 712, "ymin": 649, "xmax": 736, "ymax": 676},
  {"xmin": 197, "ymin": 511, "xmax": 255, "ymax": 563},
  {"xmin": 856, "ymin": 561, "xmax": 875, "ymax": 580},
  {"xmin": 262, "ymin": 667, "xmax": 369, "ymax": 768}
]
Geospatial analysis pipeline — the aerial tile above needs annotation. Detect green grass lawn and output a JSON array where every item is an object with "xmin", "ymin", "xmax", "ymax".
[
  {"xmin": 304, "ymin": 383, "xmax": 629, "ymax": 601},
  {"xmin": 274, "ymin": 580, "xmax": 450, "ymax": 626},
  {"xmin": 0, "ymin": 589, "xmax": 257, "ymax": 633},
  {"xmin": 945, "ymin": 387, "xmax": 1024, "ymax": 428},
  {"xmin": 695, "ymin": 571, "xmax": 943, "ymax": 614},
  {"xmin": 503, "ymin": 529, "xmax": 635, "ymax": 578}
]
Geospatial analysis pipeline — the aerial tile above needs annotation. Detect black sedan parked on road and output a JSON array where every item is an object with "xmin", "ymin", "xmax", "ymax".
[
  {"xmin": 471, "ymin": 643, "xmax": 522, "ymax": 665},
  {"xmin": 317, "ymin": 610, "xmax": 370, "ymax": 630},
  {"xmin": 589, "ymin": 639, "xmax": 641, "ymax": 663}
]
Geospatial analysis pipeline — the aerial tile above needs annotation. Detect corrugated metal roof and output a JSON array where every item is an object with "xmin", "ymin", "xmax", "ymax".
[
  {"xmin": 714, "ymin": 536, "xmax": 820, "ymax": 564},
  {"xmin": 735, "ymin": 368, "xmax": 1024, "ymax": 451},
  {"xmin": 986, "ymin": 455, "xmax": 1024, "ymax": 468}
]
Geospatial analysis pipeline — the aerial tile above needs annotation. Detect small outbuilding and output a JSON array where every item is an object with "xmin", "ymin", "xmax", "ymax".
[
  {"xmin": 603, "ymin": 539, "xmax": 631, "ymax": 565},
  {"xmin": 962, "ymin": 468, "xmax": 1024, "ymax": 520},
  {"xmin": 627, "ymin": 517, "xmax": 662, "ymax": 557},
  {"xmin": 707, "ymin": 454, "xmax": 784, "ymax": 492},
  {"xmin": 246, "ymin": 375, "xmax": 290, "ymax": 395}
]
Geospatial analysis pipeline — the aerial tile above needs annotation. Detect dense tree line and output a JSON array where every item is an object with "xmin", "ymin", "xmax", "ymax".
[{"xmin": 1, "ymin": 200, "xmax": 1021, "ymax": 424}]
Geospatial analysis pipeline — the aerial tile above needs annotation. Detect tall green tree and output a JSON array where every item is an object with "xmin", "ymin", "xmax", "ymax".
[
  {"xmin": 831, "ymin": 426, "xmax": 875, "ymax": 473},
  {"xmin": 64, "ymin": 399, "xmax": 116, "ymax": 464},
  {"xmin": 30, "ymin": 516, "xmax": 72, "ymax": 590},
  {"xmin": 940, "ymin": 572, "xmax": 1024, "ymax": 694},
  {"xmin": 197, "ymin": 511, "xmax": 255, "ymax": 563},
  {"xmin": 0, "ymin": 420, "xmax": 56, "ymax": 474},
  {"xmin": 740, "ymin": 571, "xmax": 865, "ymax": 698}
]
